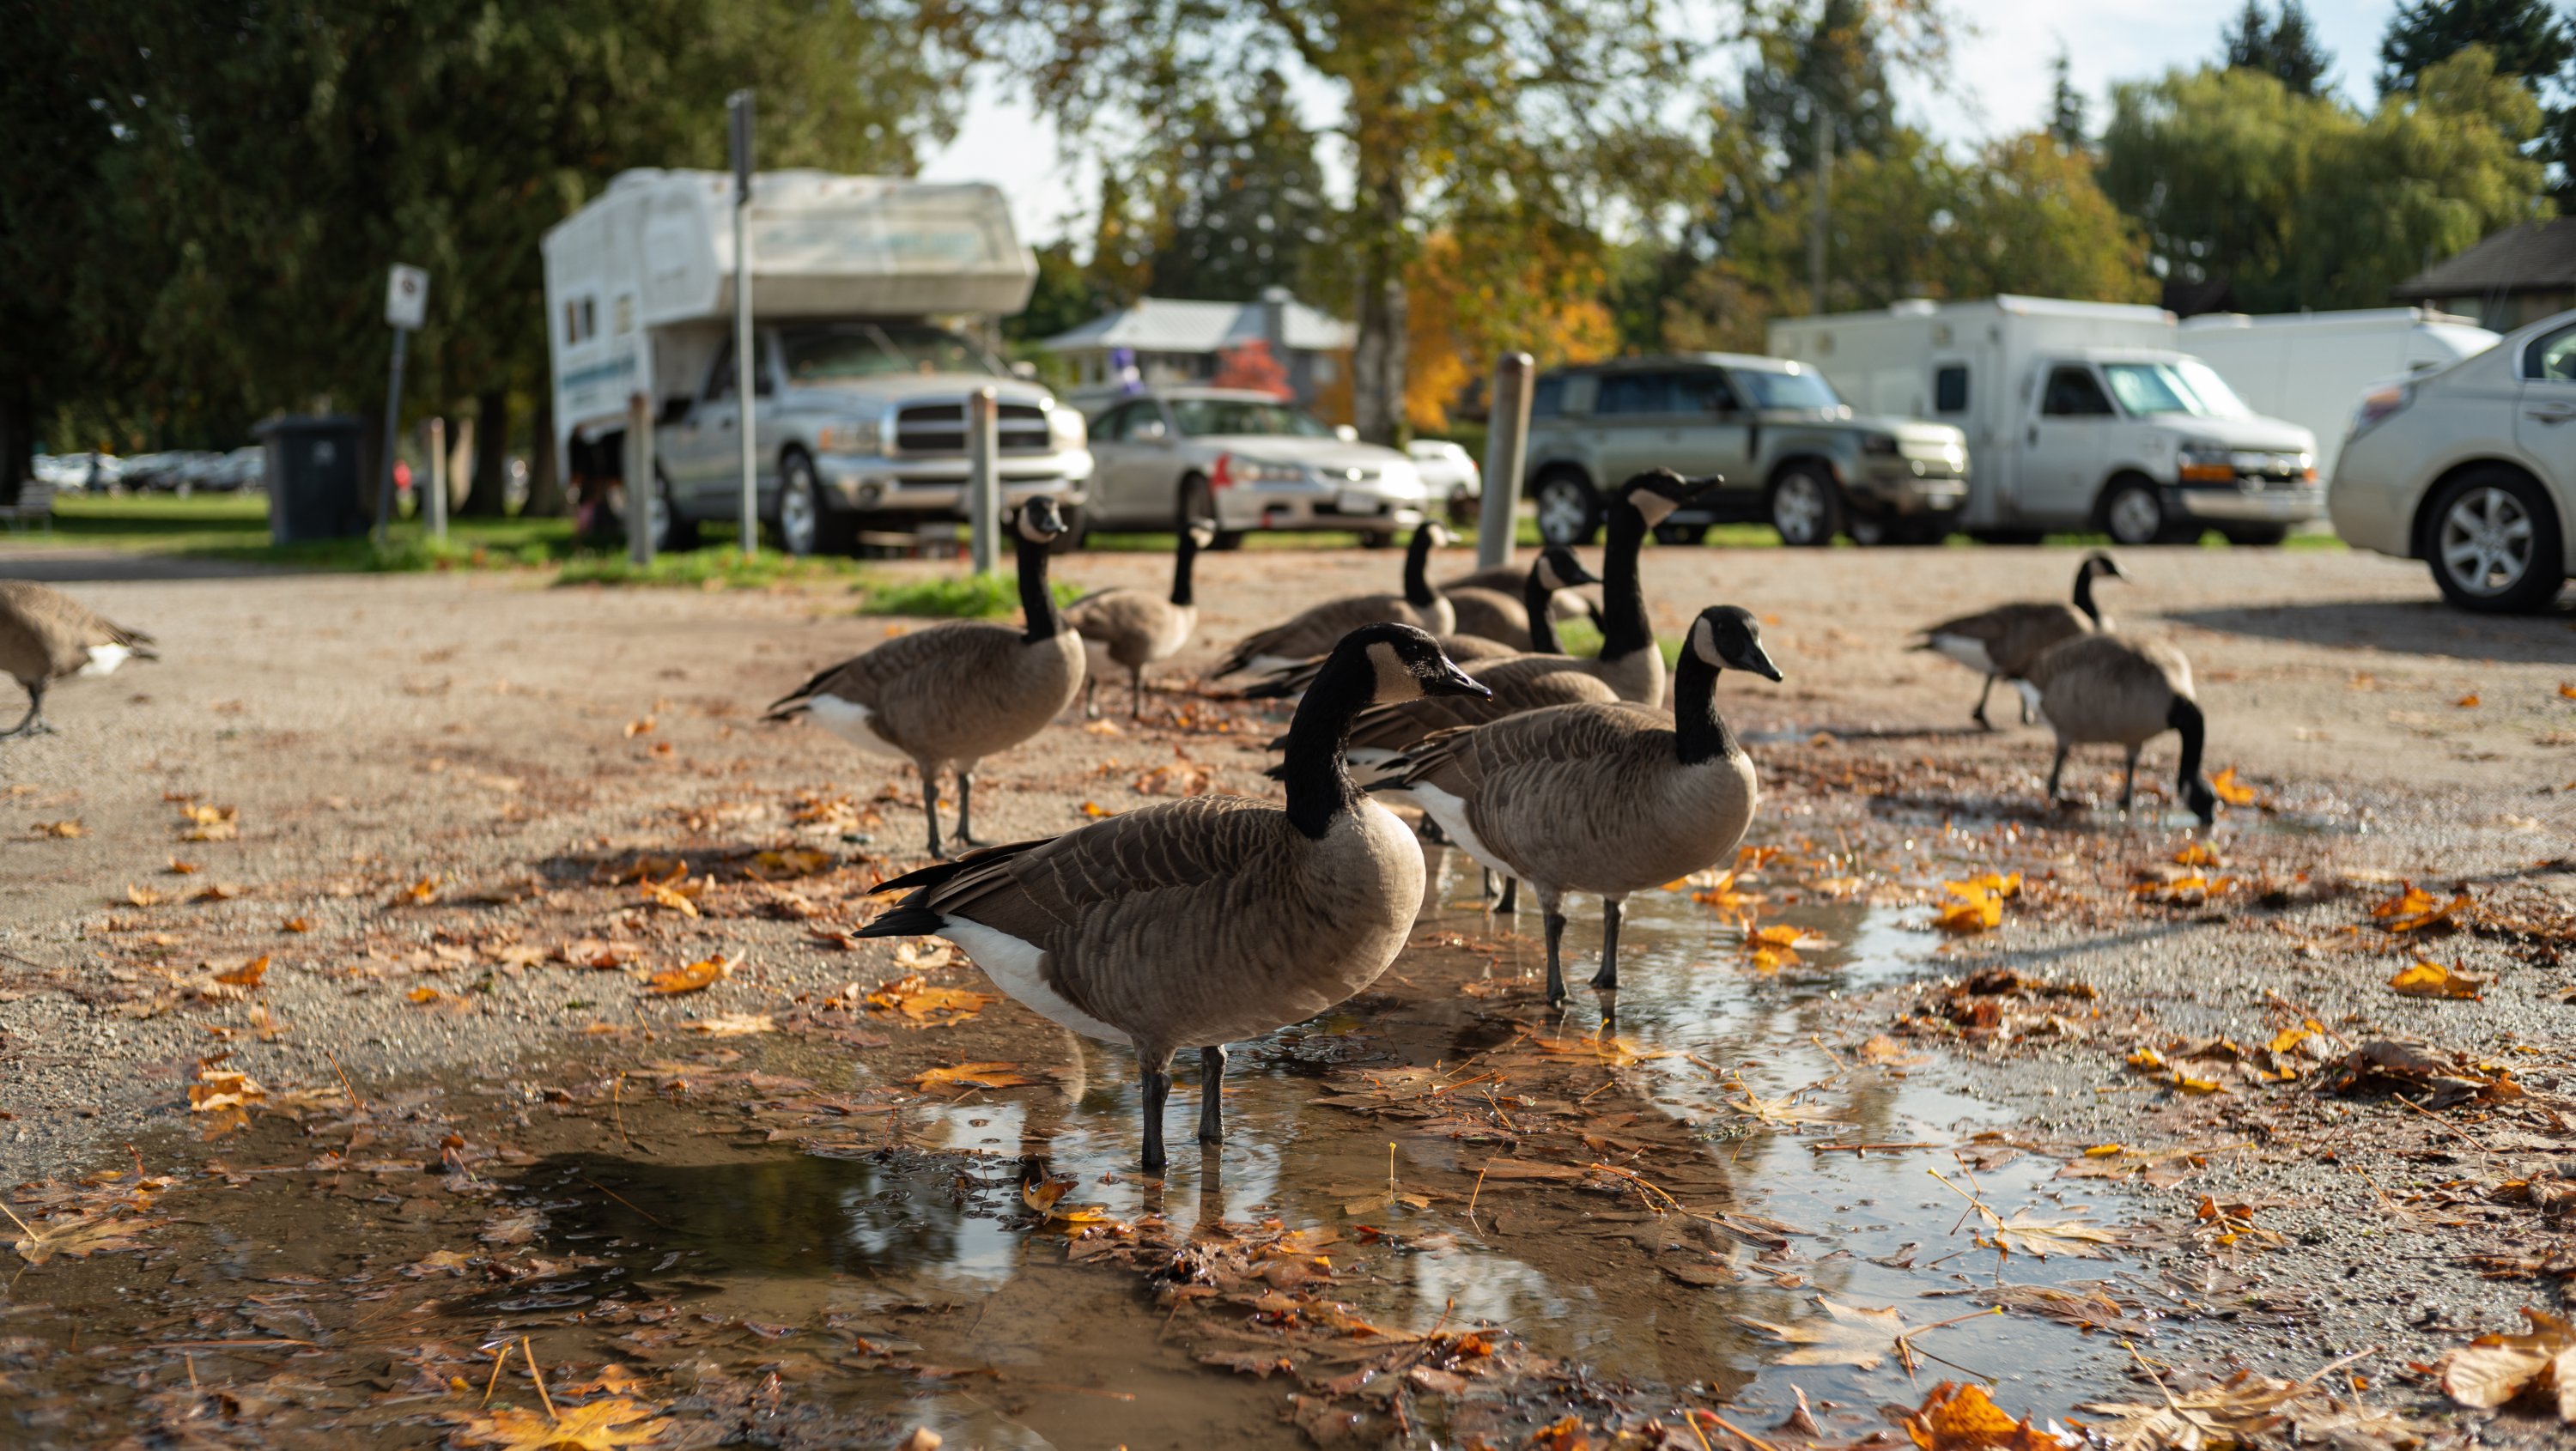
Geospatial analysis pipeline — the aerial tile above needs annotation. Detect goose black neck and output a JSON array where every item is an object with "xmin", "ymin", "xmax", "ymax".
[
  {"xmin": 1600, "ymin": 504, "xmax": 1651, "ymax": 659},
  {"xmin": 1525, "ymin": 566, "xmax": 1562, "ymax": 654},
  {"xmin": 1279, "ymin": 648, "xmax": 1376, "ymax": 839},
  {"xmin": 1401, "ymin": 528, "xmax": 1437, "ymax": 607},
  {"xmin": 1018, "ymin": 534, "xmax": 1062, "ymax": 642},
  {"xmin": 2072, "ymin": 564, "xmax": 2101, "ymax": 627},
  {"xmin": 1671, "ymin": 648, "xmax": 1742, "ymax": 766},
  {"xmin": 1170, "ymin": 529, "xmax": 1200, "ymax": 608},
  {"xmin": 2167, "ymin": 695, "xmax": 2206, "ymax": 786}
]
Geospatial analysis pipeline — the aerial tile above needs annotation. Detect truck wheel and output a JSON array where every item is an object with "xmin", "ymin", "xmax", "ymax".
[
  {"xmin": 1180, "ymin": 477, "xmax": 1242, "ymax": 550},
  {"xmin": 1533, "ymin": 469, "xmax": 1601, "ymax": 546},
  {"xmin": 2425, "ymin": 467, "xmax": 2566, "ymax": 614},
  {"xmin": 1767, "ymin": 465, "xmax": 1842, "ymax": 546},
  {"xmin": 2101, "ymin": 478, "xmax": 2182, "ymax": 545},
  {"xmin": 650, "ymin": 467, "xmax": 700, "ymax": 552},
  {"xmin": 775, "ymin": 451, "xmax": 848, "ymax": 556}
]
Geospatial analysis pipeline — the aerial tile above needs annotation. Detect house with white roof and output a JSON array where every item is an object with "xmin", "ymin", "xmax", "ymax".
[{"xmin": 1036, "ymin": 288, "xmax": 1355, "ymax": 405}]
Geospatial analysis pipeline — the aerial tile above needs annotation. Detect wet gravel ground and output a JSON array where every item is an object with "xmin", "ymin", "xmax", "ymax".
[{"xmin": 3, "ymin": 538, "xmax": 2574, "ymax": 1442}]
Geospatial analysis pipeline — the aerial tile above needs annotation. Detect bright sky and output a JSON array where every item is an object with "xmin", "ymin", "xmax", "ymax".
[{"xmin": 920, "ymin": 1, "xmax": 2398, "ymax": 246}]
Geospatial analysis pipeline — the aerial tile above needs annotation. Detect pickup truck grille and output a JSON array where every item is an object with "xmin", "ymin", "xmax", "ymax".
[{"xmin": 891, "ymin": 402, "xmax": 1051, "ymax": 457}]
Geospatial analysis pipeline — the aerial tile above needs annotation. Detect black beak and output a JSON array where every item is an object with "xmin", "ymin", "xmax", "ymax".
[
  {"xmin": 1677, "ymin": 474, "xmax": 1726, "ymax": 505},
  {"xmin": 1423, "ymin": 661, "xmax": 1491, "ymax": 699},
  {"xmin": 1559, "ymin": 561, "xmax": 1601, "ymax": 587},
  {"xmin": 1729, "ymin": 639, "xmax": 1785, "ymax": 683}
]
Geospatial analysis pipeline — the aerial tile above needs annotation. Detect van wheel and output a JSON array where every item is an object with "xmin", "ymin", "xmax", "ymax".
[
  {"xmin": 1180, "ymin": 477, "xmax": 1242, "ymax": 550},
  {"xmin": 1534, "ymin": 470, "xmax": 1601, "ymax": 546},
  {"xmin": 2102, "ymin": 479, "xmax": 2181, "ymax": 545},
  {"xmin": 2426, "ymin": 467, "xmax": 2566, "ymax": 613},
  {"xmin": 1768, "ymin": 465, "xmax": 1842, "ymax": 546}
]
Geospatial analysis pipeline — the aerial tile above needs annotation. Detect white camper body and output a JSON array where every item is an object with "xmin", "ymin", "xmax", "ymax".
[
  {"xmin": 2177, "ymin": 309, "xmax": 2499, "ymax": 479},
  {"xmin": 1768, "ymin": 297, "xmax": 2322, "ymax": 543}
]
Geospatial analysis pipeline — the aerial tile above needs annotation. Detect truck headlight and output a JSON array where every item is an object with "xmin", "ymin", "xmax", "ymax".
[
  {"xmin": 814, "ymin": 419, "xmax": 882, "ymax": 455},
  {"xmin": 2177, "ymin": 444, "xmax": 2234, "ymax": 483},
  {"xmin": 1047, "ymin": 406, "xmax": 1085, "ymax": 449}
]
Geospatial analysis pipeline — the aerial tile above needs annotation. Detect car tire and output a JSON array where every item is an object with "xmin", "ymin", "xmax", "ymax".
[
  {"xmin": 2101, "ymin": 477, "xmax": 2184, "ymax": 546},
  {"xmin": 1533, "ymin": 469, "xmax": 1601, "ymax": 547},
  {"xmin": 1180, "ymin": 477, "xmax": 1242, "ymax": 550},
  {"xmin": 1651, "ymin": 521, "xmax": 1707, "ymax": 546},
  {"xmin": 2219, "ymin": 524, "xmax": 2289, "ymax": 547},
  {"xmin": 1767, "ymin": 464, "xmax": 1843, "ymax": 547},
  {"xmin": 2424, "ymin": 467, "xmax": 2567, "ymax": 614},
  {"xmin": 650, "ymin": 466, "xmax": 700, "ymax": 553},
  {"xmin": 774, "ymin": 451, "xmax": 850, "ymax": 557}
]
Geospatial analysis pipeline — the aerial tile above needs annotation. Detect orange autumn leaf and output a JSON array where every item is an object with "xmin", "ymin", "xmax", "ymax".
[
  {"xmin": 398, "ymin": 877, "xmax": 439, "ymax": 905},
  {"xmin": 176, "ymin": 804, "xmax": 239, "ymax": 841},
  {"xmin": 863, "ymin": 974, "xmax": 996, "ymax": 1027},
  {"xmin": 2456, "ymin": 693, "xmax": 2481, "ymax": 708},
  {"xmin": 407, "ymin": 987, "xmax": 445, "ymax": 1005},
  {"xmin": 2172, "ymin": 841, "xmax": 2222, "ymax": 867},
  {"xmin": 32, "ymin": 819, "xmax": 82, "ymax": 838},
  {"xmin": 188, "ymin": 1068, "xmax": 265, "ymax": 1112},
  {"xmin": 644, "ymin": 955, "xmax": 733, "ymax": 995},
  {"xmin": 2390, "ymin": 961, "xmax": 2490, "ymax": 1001},
  {"xmin": 214, "ymin": 955, "xmax": 270, "ymax": 988},
  {"xmin": 1901, "ymin": 1381, "xmax": 2054, "ymax": 1450},
  {"xmin": 2208, "ymin": 767, "xmax": 2257, "ymax": 806},
  {"xmin": 1935, "ymin": 874, "xmax": 2018, "ymax": 935},
  {"xmin": 2371, "ymin": 884, "xmax": 2471, "ymax": 933},
  {"xmin": 2561, "ymin": 683, "xmax": 2576, "ymax": 700},
  {"xmin": 125, "ymin": 883, "xmax": 166, "ymax": 907},
  {"xmin": 624, "ymin": 717, "xmax": 656, "ymax": 737},
  {"xmin": 281, "ymin": 916, "xmax": 313, "ymax": 933},
  {"xmin": 641, "ymin": 881, "xmax": 701, "ymax": 917},
  {"xmin": 746, "ymin": 847, "xmax": 830, "ymax": 880},
  {"xmin": 912, "ymin": 1062, "xmax": 1039, "ymax": 1091}
]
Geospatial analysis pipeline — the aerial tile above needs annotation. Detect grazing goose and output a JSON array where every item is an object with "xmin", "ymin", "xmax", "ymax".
[
  {"xmin": 0, "ymin": 580, "xmax": 157, "ymax": 739},
  {"xmin": 768, "ymin": 498, "xmax": 1085, "ymax": 859},
  {"xmin": 1210, "ymin": 523, "xmax": 1455, "ymax": 677},
  {"xmin": 1239, "ymin": 547, "xmax": 1598, "ymax": 700},
  {"xmin": 859, "ymin": 623, "xmax": 1491, "ymax": 1170},
  {"xmin": 1917, "ymin": 552, "xmax": 2124, "ymax": 728},
  {"xmin": 1064, "ymin": 520, "xmax": 1216, "ymax": 720},
  {"xmin": 1445, "ymin": 560, "xmax": 1600, "ymax": 633},
  {"xmin": 1440, "ymin": 548, "xmax": 1600, "ymax": 653},
  {"xmin": 1388, "ymin": 605, "xmax": 1783, "ymax": 1006},
  {"xmin": 2017, "ymin": 633, "xmax": 2218, "ymax": 827}
]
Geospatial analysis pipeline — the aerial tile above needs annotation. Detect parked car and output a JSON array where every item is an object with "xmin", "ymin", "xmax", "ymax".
[
  {"xmin": 1081, "ymin": 387, "xmax": 1428, "ymax": 546},
  {"xmin": 1408, "ymin": 439, "xmax": 1480, "ymax": 523},
  {"xmin": 33, "ymin": 452, "xmax": 118, "ymax": 492},
  {"xmin": 2330, "ymin": 307, "xmax": 2575, "ymax": 613},
  {"xmin": 1522, "ymin": 354, "xmax": 1969, "ymax": 547}
]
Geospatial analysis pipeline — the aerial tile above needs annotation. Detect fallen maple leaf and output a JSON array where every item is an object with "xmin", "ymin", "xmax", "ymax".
[
  {"xmin": 2172, "ymin": 841, "xmax": 2223, "ymax": 867},
  {"xmin": 912, "ymin": 1062, "xmax": 1039, "ymax": 1091},
  {"xmin": 1022, "ymin": 1171, "xmax": 1076, "ymax": 1217},
  {"xmin": 640, "ymin": 879, "xmax": 700, "ymax": 917},
  {"xmin": 2441, "ymin": 1308, "xmax": 2576, "ymax": 1420},
  {"xmin": 2371, "ymin": 884, "xmax": 2471, "ymax": 933},
  {"xmin": 684, "ymin": 1012, "xmax": 775, "ymax": 1036},
  {"xmin": 864, "ymin": 974, "xmax": 995, "ymax": 1027},
  {"xmin": 644, "ymin": 955, "xmax": 733, "ymax": 995},
  {"xmin": 2208, "ymin": 767, "xmax": 2257, "ymax": 806},
  {"xmin": 448, "ymin": 1396, "xmax": 673, "ymax": 1451},
  {"xmin": 1985, "ymin": 1210, "xmax": 2122, "ymax": 1260},
  {"xmin": 187, "ymin": 1068, "xmax": 264, "ymax": 1112},
  {"xmin": 2390, "ymin": 961, "xmax": 2489, "ymax": 1000},
  {"xmin": 623, "ymin": 716, "xmax": 656, "ymax": 738},
  {"xmin": 214, "ymin": 955, "xmax": 269, "ymax": 989},
  {"xmin": 2456, "ymin": 693, "xmax": 2481, "ymax": 708},
  {"xmin": 176, "ymin": 804, "xmax": 239, "ymax": 841},
  {"xmin": 125, "ymin": 883, "xmax": 165, "ymax": 907},
  {"xmin": 1736, "ymin": 1297, "xmax": 1916, "ymax": 1369},
  {"xmin": 32, "ymin": 819, "xmax": 82, "ymax": 838},
  {"xmin": 1899, "ymin": 1381, "xmax": 2058, "ymax": 1450},
  {"xmin": 746, "ymin": 847, "xmax": 831, "ymax": 880},
  {"xmin": 282, "ymin": 916, "xmax": 313, "ymax": 933},
  {"xmin": 9, "ymin": 1212, "xmax": 161, "ymax": 1266},
  {"xmin": 407, "ymin": 987, "xmax": 445, "ymax": 1005}
]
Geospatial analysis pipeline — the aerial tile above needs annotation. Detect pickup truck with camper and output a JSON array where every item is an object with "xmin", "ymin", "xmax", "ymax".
[
  {"xmin": 542, "ymin": 168, "xmax": 1091, "ymax": 555},
  {"xmin": 1770, "ymin": 296, "xmax": 2321, "ymax": 545}
]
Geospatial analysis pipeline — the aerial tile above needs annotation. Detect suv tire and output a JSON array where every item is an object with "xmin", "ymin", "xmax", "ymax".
[
  {"xmin": 1768, "ymin": 464, "xmax": 1843, "ymax": 546},
  {"xmin": 649, "ymin": 466, "xmax": 700, "ymax": 553},
  {"xmin": 2425, "ymin": 467, "xmax": 2566, "ymax": 614},
  {"xmin": 2102, "ymin": 477, "xmax": 2184, "ymax": 545},
  {"xmin": 1533, "ymin": 469, "xmax": 1603, "ymax": 547},
  {"xmin": 1180, "ymin": 477, "xmax": 1242, "ymax": 550}
]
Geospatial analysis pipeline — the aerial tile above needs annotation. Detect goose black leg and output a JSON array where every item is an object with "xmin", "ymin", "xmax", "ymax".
[
  {"xmin": 1540, "ymin": 895, "xmax": 1569, "ymax": 1006},
  {"xmin": 1139, "ymin": 1052, "xmax": 1175, "ymax": 1173},
  {"xmin": 1971, "ymin": 673, "xmax": 1996, "ymax": 730},
  {"xmin": 2118, "ymin": 746, "xmax": 2141, "ymax": 812},
  {"xmin": 953, "ymin": 769, "xmax": 987, "ymax": 849},
  {"xmin": 919, "ymin": 767, "xmax": 946, "ymax": 859},
  {"xmin": 1131, "ymin": 665, "xmax": 1146, "ymax": 723},
  {"xmin": 1589, "ymin": 896, "xmax": 1624, "ymax": 992},
  {"xmin": 1197, "ymin": 1045, "xmax": 1227, "ymax": 1145},
  {"xmin": 1498, "ymin": 877, "xmax": 1518, "ymax": 914},
  {"xmin": 2045, "ymin": 743, "xmax": 2069, "ymax": 807},
  {"xmin": 1082, "ymin": 677, "xmax": 1100, "ymax": 720},
  {"xmin": 1, "ymin": 683, "xmax": 48, "ymax": 740}
]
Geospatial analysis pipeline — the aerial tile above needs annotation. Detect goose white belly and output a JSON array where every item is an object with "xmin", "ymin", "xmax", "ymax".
[
  {"xmin": 1081, "ymin": 637, "xmax": 1118, "ymax": 677},
  {"xmin": 1403, "ymin": 780, "xmax": 1510, "ymax": 881},
  {"xmin": 938, "ymin": 916, "xmax": 1133, "ymax": 1047},
  {"xmin": 1926, "ymin": 633, "xmax": 1998, "ymax": 675},
  {"xmin": 1149, "ymin": 604, "xmax": 1196, "ymax": 663},
  {"xmin": 803, "ymin": 695, "xmax": 909, "ymax": 761}
]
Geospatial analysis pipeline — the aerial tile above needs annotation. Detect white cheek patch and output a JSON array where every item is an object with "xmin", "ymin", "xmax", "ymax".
[
  {"xmin": 1364, "ymin": 641, "xmax": 1425, "ymax": 703},
  {"xmin": 1690, "ymin": 618, "xmax": 1721, "ymax": 667},
  {"xmin": 1632, "ymin": 492, "xmax": 1679, "ymax": 525}
]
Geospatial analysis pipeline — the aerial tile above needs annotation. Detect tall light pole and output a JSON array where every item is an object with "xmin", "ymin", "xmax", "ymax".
[
  {"xmin": 1808, "ymin": 103, "xmax": 1832, "ymax": 316},
  {"xmin": 728, "ymin": 89, "xmax": 758, "ymax": 559}
]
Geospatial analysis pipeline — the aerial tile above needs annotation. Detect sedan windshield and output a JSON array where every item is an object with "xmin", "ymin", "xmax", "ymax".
[
  {"xmin": 1169, "ymin": 398, "xmax": 1334, "ymax": 437},
  {"xmin": 781, "ymin": 324, "xmax": 1004, "ymax": 382},
  {"xmin": 1730, "ymin": 367, "xmax": 1844, "ymax": 411},
  {"xmin": 2101, "ymin": 360, "xmax": 2251, "ymax": 418}
]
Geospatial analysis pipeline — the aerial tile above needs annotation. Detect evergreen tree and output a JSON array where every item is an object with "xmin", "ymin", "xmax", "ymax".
[
  {"xmin": 2222, "ymin": 0, "xmax": 2335, "ymax": 97},
  {"xmin": 2047, "ymin": 47, "xmax": 2091, "ymax": 149},
  {"xmin": 1744, "ymin": 0, "xmax": 1897, "ymax": 173},
  {"xmin": 1142, "ymin": 73, "xmax": 1330, "ymax": 302},
  {"xmin": 2380, "ymin": 0, "xmax": 2573, "ymax": 91}
]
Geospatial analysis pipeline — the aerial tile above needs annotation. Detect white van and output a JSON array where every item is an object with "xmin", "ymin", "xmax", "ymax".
[
  {"xmin": 543, "ymin": 168, "xmax": 1091, "ymax": 554},
  {"xmin": 1769, "ymin": 296, "xmax": 2322, "ymax": 544},
  {"xmin": 2178, "ymin": 309, "xmax": 2499, "ymax": 480}
]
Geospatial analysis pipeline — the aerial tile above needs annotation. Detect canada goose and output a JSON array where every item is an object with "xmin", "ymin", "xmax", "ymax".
[
  {"xmin": 0, "ymin": 580, "xmax": 156, "ymax": 739},
  {"xmin": 1210, "ymin": 523, "xmax": 1455, "ymax": 677},
  {"xmin": 768, "ymin": 498, "xmax": 1084, "ymax": 859},
  {"xmin": 1315, "ymin": 471, "xmax": 1714, "ymax": 768},
  {"xmin": 1917, "ymin": 552, "xmax": 2124, "ymax": 728},
  {"xmin": 860, "ymin": 623, "xmax": 1490, "ymax": 1170},
  {"xmin": 1444, "ymin": 560, "xmax": 1600, "ymax": 633},
  {"xmin": 1388, "ymin": 605, "xmax": 1783, "ymax": 1006},
  {"xmin": 1064, "ymin": 520, "xmax": 1216, "ymax": 720},
  {"xmin": 1238, "ymin": 547, "xmax": 1598, "ymax": 700},
  {"xmin": 2017, "ymin": 633, "xmax": 2218, "ymax": 827}
]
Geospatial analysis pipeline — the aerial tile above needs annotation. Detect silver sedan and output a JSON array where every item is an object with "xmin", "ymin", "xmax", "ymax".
[{"xmin": 1079, "ymin": 387, "xmax": 1428, "ymax": 546}]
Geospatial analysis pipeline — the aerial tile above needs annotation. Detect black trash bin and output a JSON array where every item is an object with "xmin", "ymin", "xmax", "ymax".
[{"xmin": 254, "ymin": 415, "xmax": 368, "ymax": 544}]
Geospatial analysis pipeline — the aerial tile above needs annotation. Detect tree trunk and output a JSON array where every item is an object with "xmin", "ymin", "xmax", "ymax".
[
  {"xmin": 461, "ymin": 388, "xmax": 512, "ymax": 515},
  {"xmin": 0, "ymin": 386, "xmax": 31, "ymax": 507},
  {"xmin": 523, "ymin": 392, "xmax": 566, "ymax": 516},
  {"xmin": 1348, "ymin": 165, "xmax": 1410, "ymax": 446}
]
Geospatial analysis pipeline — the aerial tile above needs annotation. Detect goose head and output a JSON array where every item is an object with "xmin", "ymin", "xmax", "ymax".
[
  {"xmin": 1687, "ymin": 605, "xmax": 1783, "ymax": 682},
  {"xmin": 2183, "ymin": 774, "xmax": 2219, "ymax": 829},
  {"xmin": 1343, "ymin": 622, "xmax": 1490, "ymax": 705},
  {"xmin": 1534, "ymin": 546, "xmax": 1598, "ymax": 592},
  {"xmin": 1013, "ymin": 496, "xmax": 1068, "ymax": 543},
  {"xmin": 1617, "ymin": 469, "xmax": 1720, "ymax": 527},
  {"xmin": 2081, "ymin": 551, "xmax": 2129, "ymax": 584}
]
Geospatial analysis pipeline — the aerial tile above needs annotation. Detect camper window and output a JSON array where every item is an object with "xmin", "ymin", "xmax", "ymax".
[
  {"xmin": 783, "ymin": 324, "xmax": 1004, "ymax": 382},
  {"xmin": 1934, "ymin": 365, "xmax": 1969, "ymax": 414},
  {"xmin": 563, "ymin": 297, "xmax": 598, "ymax": 346},
  {"xmin": 703, "ymin": 340, "xmax": 776, "ymax": 402},
  {"xmin": 2042, "ymin": 367, "xmax": 2114, "ymax": 417}
]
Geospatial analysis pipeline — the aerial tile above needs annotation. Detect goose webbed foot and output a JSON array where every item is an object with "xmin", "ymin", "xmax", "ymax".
[
  {"xmin": 1, "ymin": 689, "xmax": 46, "ymax": 740},
  {"xmin": 1588, "ymin": 898, "xmax": 1623, "ymax": 993},
  {"xmin": 951, "ymin": 771, "xmax": 987, "ymax": 850},
  {"xmin": 1196, "ymin": 1045, "xmax": 1227, "ymax": 1145}
]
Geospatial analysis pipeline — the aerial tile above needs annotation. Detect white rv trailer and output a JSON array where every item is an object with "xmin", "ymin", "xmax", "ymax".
[
  {"xmin": 1767, "ymin": 297, "xmax": 2321, "ymax": 543},
  {"xmin": 2177, "ymin": 309, "xmax": 2499, "ymax": 479},
  {"xmin": 542, "ymin": 168, "xmax": 1090, "ymax": 554}
]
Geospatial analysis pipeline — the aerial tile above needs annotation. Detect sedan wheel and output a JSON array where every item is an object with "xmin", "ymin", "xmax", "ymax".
[{"xmin": 2428, "ymin": 470, "xmax": 2565, "ymax": 613}]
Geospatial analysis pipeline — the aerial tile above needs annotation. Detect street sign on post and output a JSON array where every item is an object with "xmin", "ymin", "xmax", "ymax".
[
  {"xmin": 966, "ymin": 387, "xmax": 1001, "ymax": 574},
  {"xmin": 1477, "ymin": 352, "xmax": 1534, "ymax": 568},
  {"xmin": 627, "ymin": 392, "xmax": 656, "ymax": 568},
  {"xmin": 375, "ymin": 264, "xmax": 429, "ymax": 547},
  {"xmin": 728, "ymin": 89, "xmax": 758, "ymax": 559}
]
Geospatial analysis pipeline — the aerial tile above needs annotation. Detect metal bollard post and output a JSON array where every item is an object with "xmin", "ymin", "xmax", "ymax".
[
  {"xmin": 427, "ymin": 417, "xmax": 447, "ymax": 542},
  {"xmin": 627, "ymin": 392, "xmax": 656, "ymax": 568},
  {"xmin": 1477, "ymin": 352, "xmax": 1534, "ymax": 568},
  {"xmin": 966, "ymin": 386, "xmax": 1001, "ymax": 575}
]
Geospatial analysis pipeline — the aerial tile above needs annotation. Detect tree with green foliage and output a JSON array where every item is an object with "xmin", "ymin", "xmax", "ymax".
[
  {"xmin": 2102, "ymin": 48, "xmax": 2548, "ymax": 312},
  {"xmin": 2048, "ymin": 48, "xmax": 2091, "ymax": 150},
  {"xmin": 1139, "ymin": 73, "xmax": 1332, "ymax": 304},
  {"xmin": 1743, "ymin": 0, "xmax": 1900, "ymax": 172},
  {"xmin": 2222, "ymin": 0, "xmax": 2335, "ymax": 96},
  {"xmin": 2379, "ymin": 0, "xmax": 2572, "ymax": 92}
]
